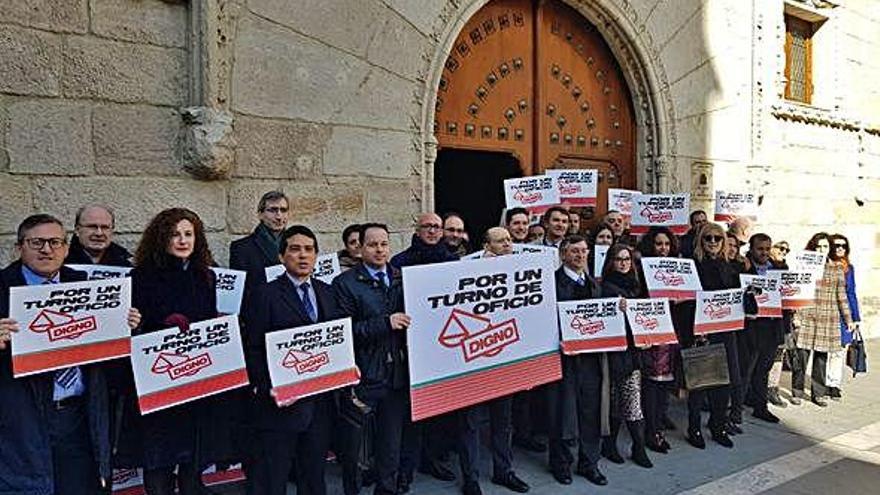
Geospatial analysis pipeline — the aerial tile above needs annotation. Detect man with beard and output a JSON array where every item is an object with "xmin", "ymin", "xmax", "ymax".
[{"xmin": 442, "ymin": 213, "xmax": 470, "ymax": 258}]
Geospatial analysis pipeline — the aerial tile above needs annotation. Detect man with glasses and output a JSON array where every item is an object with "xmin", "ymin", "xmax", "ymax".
[
  {"xmin": 230, "ymin": 191, "xmax": 291, "ymax": 295},
  {"xmin": 65, "ymin": 205, "xmax": 133, "ymax": 267},
  {"xmin": 1, "ymin": 214, "xmax": 141, "ymax": 495},
  {"xmin": 390, "ymin": 212, "xmax": 458, "ymax": 269},
  {"xmin": 442, "ymin": 212, "xmax": 470, "ymax": 258}
]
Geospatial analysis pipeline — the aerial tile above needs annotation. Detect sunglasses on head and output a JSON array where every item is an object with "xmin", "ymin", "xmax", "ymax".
[{"xmin": 703, "ymin": 235, "xmax": 724, "ymax": 243}]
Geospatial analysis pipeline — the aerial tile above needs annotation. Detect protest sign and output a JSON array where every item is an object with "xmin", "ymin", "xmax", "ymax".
[
  {"xmin": 264, "ymin": 252, "xmax": 342, "ymax": 285},
  {"xmin": 624, "ymin": 298, "xmax": 677, "ymax": 346},
  {"xmin": 403, "ymin": 254, "xmax": 561, "ymax": 421},
  {"xmin": 694, "ymin": 289, "xmax": 745, "ymax": 335},
  {"xmin": 714, "ymin": 191, "xmax": 758, "ymax": 223},
  {"xmin": 629, "ymin": 193, "xmax": 690, "ymax": 234},
  {"xmin": 546, "ymin": 169, "xmax": 598, "ymax": 206},
  {"xmin": 112, "ymin": 465, "xmax": 245, "ymax": 495},
  {"xmin": 130, "ymin": 315, "xmax": 248, "ymax": 414},
  {"xmin": 557, "ymin": 297, "xmax": 627, "ymax": 354},
  {"xmin": 66, "ymin": 264, "xmax": 132, "ymax": 280},
  {"xmin": 211, "ymin": 268, "xmax": 246, "ymax": 315},
  {"xmin": 503, "ymin": 175, "xmax": 560, "ymax": 212},
  {"xmin": 740, "ymin": 273, "xmax": 783, "ymax": 318},
  {"xmin": 608, "ymin": 188, "xmax": 639, "ymax": 219},
  {"xmin": 265, "ymin": 317, "xmax": 360, "ymax": 407},
  {"xmin": 640, "ymin": 257, "xmax": 702, "ymax": 300},
  {"xmin": 9, "ymin": 278, "xmax": 132, "ymax": 376},
  {"xmin": 779, "ymin": 271, "xmax": 817, "ymax": 309},
  {"xmin": 592, "ymin": 244, "xmax": 609, "ymax": 279},
  {"xmin": 790, "ymin": 250, "xmax": 826, "ymax": 277}
]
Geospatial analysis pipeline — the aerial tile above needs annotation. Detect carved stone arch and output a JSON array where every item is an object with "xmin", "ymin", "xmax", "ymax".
[{"xmin": 419, "ymin": 0, "xmax": 679, "ymax": 209}]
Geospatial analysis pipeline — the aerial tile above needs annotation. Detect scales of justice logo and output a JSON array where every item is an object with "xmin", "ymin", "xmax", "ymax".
[{"xmin": 438, "ymin": 308, "xmax": 521, "ymax": 362}]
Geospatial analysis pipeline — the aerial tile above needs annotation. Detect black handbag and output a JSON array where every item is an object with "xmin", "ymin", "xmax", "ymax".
[
  {"xmin": 846, "ymin": 330, "xmax": 868, "ymax": 376},
  {"xmin": 681, "ymin": 342, "xmax": 730, "ymax": 391}
]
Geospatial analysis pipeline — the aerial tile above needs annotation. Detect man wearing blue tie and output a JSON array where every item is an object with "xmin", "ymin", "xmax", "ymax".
[
  {"xmin": 243, "ymin": 225, "xmax": 343, "ymax": 495},
  {"xmin": 0, "ymin": 214, "xmax": 141, "ymax": 495}
]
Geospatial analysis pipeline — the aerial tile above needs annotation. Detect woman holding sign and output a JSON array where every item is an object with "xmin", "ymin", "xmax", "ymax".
[
  {"xmin": 124, "ymin": 208, "xmax": 220, "ymax": 495},
  {"xmin": 599, "ymin": 244, "xmax": 653, "ymax": 469}
]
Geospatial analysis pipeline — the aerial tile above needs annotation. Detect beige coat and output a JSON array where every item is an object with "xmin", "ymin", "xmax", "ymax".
[{"xmin": 795, "ymin": 261, "xmax": 853, "ymax": 352}]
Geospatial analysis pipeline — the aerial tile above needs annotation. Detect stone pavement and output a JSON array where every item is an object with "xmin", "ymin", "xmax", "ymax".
[{"xmin": 218, "ymin": 340, "xmax": 880, "ymax": 494}]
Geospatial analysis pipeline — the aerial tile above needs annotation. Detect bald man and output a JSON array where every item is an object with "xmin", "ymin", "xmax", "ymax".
[
  {"xmin": 390, "ymin": 212, "xmax": 458, "ymax": 269},
  {"xmin": 65, "ymin": 204, "xmax": 132, "ymax": 267},
  {"xmin": 483, "ymin": 227, "xmax": 514, "ymax": 257}
]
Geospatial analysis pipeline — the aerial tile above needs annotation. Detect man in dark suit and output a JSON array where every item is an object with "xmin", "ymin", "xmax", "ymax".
[
  {"xmin": 64, "ymin": 204, "xmax": 133, "ymax": 267},
  {"xmin": 230, "ymin": 190, "xmax": 290, "ymax": 296},
  {"xmin": 0, "ymin": 214, "xmax": 140, "ymax": 495},
  {"xmin": 243, "ymin": 224, "xmax": 341, "ymax": 495},
  {"xmin": 547, "ymin": 235, "xmax": 608, "ymax": 487}
]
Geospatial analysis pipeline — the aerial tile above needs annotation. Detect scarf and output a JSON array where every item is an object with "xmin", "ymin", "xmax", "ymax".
[{"xmin": 254, "ymin": 222, "xmax": 282, "ymax": 265}]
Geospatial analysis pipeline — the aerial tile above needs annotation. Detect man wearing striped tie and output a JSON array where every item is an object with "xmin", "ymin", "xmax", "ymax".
[{"xmin": 0, "ymin": 214, "xmax": 141, "ymax": 495}]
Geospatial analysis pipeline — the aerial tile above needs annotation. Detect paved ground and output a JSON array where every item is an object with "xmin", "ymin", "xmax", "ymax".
[{"xmin": 220, "ymin": 340, "xmax": 880, "ymax": 494}]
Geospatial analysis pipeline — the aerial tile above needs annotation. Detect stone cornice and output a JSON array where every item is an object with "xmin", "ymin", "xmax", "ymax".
[{"xmin": 771, "ymin": 102, "xmax": 880, "ymax": 134}]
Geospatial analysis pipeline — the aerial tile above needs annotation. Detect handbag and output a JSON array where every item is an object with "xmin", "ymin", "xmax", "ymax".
[
  {"xmin": 339, "ymin": 387, "xmax": 374, "ymax": 429},
  {"xmin": 846, "ymin": 330, "xmax": 868, "ymax": 376},
  {"xmin": 681, "ymin": 342, "xmax": 730, "ymax": 391}
]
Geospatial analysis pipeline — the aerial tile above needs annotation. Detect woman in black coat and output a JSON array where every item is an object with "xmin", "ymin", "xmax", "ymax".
[
  {"xmin": 599, "ymin": 244, "xmax": 652, "ymax": 469},
  {"xmin": 127, "ymin": 208, "xmax": 219, "ymax": 495}
]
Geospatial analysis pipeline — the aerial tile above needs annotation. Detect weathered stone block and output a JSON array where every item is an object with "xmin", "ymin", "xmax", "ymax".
[
  {"xmin": 8, "ymin": 100, "xmax": 93, "ymax": 175},
  {"xmin": 364, "ymin": 13, "xmax": 432, "ymax": 80},
  {"xmin": 32, "ymin": 177, "xmax": 227, "ymax": 232},
  {"xmin": 324, "ymin": 126, "xmax": 414, "ymax": 179},
  {"xmin": 90, "ymin": 0, "xmax": 187, "ymax": 47},
  {"xmin": 364, "ymin": 178, "xmax": 415, "ymax": 231},
  {"xmin": 233, "ymin": 116, "xmax": 330, "ymax": 179},
  {"xmin": 62, "ymin": 36, "xmax": 186, "ymax": 105},
  {"xmin": 382, "ymin": 0, "xmax": 448, "ymax": 36},
  {"xmin": 0, "ymin": 25, "xmax": 63, "ymax": 97},
  {"xmin": 0, "ymin": 234, "xmax": 18, "ymax": 267},
  {"xmin": 0, "ymin": 0, "xmax": 88, "ymax": 33},
  {"xmin": 93, "ymin": 104, "xmax": 182, "ymax": 176},
  {"xmin": 644, "ymin": 0, "xmax": 701, "ymax": 49},
  {"xmin": 0, "ymin": 174, "xmax": 32, "ymax": 233}
]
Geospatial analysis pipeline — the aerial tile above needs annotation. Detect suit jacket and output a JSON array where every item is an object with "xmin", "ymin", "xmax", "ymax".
[
  {"xmin": 244, "ymin": 273, "xmax": 343, "ymax": 432},
  {"xmin": 0, "ymin": 261, "xmax": 111, "ymax": 494},
  {"xmin": 229, "ymin": 229, "xmax": 279, "ymax": 297}
]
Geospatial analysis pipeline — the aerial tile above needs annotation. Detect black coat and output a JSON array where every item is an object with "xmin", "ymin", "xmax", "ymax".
[
  {"xmin": 65, "ymin": 235, "xmax": 133, "ymax": 267},
  {"xmin": 229, "ymin": 228, "xmax": 279, "ymax": 297},
  {"xmin": 244, "ymin": 274, "xmax": 343, "ymax": 432},
  {"xmin": 332, "ymin": 264, "xmax": 406, "ymax": 403},
  {"xmin": 742, "ymin": 260, "xmax": 788, "ymax": 348},
  {"xmin": 600, "ymin": 272, "xmax": 643, "ymax": 380},
  {"xmin": 0, "ymin": 261, "xmax": 111, "ymax": 494}
]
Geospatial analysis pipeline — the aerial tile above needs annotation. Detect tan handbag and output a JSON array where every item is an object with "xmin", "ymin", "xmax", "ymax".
[{"xmin": 681, "ymin": 343, "xmax": 730, "ymax": 391}]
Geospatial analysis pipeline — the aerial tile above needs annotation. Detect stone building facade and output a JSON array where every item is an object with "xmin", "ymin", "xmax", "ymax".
[{"xmin": 1, "ymin": 0, "xmax": 878, "ymax": 333}]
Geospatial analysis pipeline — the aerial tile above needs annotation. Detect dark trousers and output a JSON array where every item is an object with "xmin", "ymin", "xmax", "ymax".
[
  {"xmin": 418, "ymin": 413, "xmax": 457, "ymax": 467},
  {"xmin": 48, "ymin": 401, "xmax": 98, "ymax": 495},
  {"xmin": 687, "ymin": 385, "xmax": 730, "ymax": 433},
  {"xmin": 458, "ymin": 397, "xmax": 514, "ymax": 482},
  {"xmin": 642, "ymin": 379, "xmax": 671, "ymax": 437},
  {"xmin": 547, "ymin": 354, "xmax": 602, "ymax": 472},
  {"xmin": 246, "ymin": 405, "xmax": 332, "ymax": 495},
  {"xmin": 740, "ymin": 334, "xmax": 778, "ymax": 411},
  {"xmin": 792, "ymin": 349, "xmax": 828, "ymax": 398},
  {"xmin": 358, "ymin": 388, "xmax": 408, "ymax": 495},
  {"xmin": 143, "ymin": 464, "xmax": 200, "ymax": 495}
]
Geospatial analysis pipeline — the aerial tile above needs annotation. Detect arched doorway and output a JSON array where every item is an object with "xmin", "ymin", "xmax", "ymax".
[{"xmin": 433, "ymin": 0, "xmax": 637, "ymax": 237}]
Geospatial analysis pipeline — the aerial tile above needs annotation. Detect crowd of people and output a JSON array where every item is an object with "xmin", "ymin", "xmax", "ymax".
[{"xmin": 0, "ymin": 191, "xmax": 862, "ymax": 495}]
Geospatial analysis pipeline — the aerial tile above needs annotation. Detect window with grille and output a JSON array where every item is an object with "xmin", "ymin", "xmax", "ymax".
[{"xmin": 784, "ymin": 15, "xmax": 814, "ymax": 104}]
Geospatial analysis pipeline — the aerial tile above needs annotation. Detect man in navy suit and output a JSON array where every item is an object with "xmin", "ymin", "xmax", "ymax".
[{"xmin": 243, "ymin": 224, "xmax": 341, "ymax": 495}]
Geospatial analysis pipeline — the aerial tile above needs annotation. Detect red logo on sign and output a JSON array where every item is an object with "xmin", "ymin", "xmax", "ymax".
[
  {"xmin": 720, "ymin": 199, "xmax": 742, "ymax": 212},
  {"xmin": 780, "ymin": 285, "xmax": 800, "ymax": 297},
  {"xmin": 634, "ymin": 313, "xmax": 659, "ymax": 331},
  {"xmin": 282, "ymin": 349, "xmax": 329, "ymax": 374},
  {"xmin": 703, "ymin": 302, "xmax": 731, "ymax": 320},
  {"xmin": 640, "ymin": 207, "xmax": 673, "ymax": 223},
  {"xmin": 559, "ymin": 182, "xmax": 581, "ymax": 195},
  {"xmin": 654, "ymin": 270, "xmax": 684, "ymax": 286},
  {"xmin": 571, "ymin": 315, "xmax": 605, "ymax": 335},
  {"xmin": 438, "ymin": 309, "xmax": 520, "ymax": 362},
  {"xmin": 756, "ymin": 293, "xmax": 770, "ymax": 304},
  {"xmin": 151, "ymin": 352, "xmax": 212, "ymax": 380},
  {"xmin": 514, "ymin": 189, "xmax": 543, "ymax": 204},
  {"xmin": 112, "ymin": 469, "xmax": 139, "ymax": 485},
  {"xmin": 28, "ymin": 309, "xmax": 97, "ymax": 342}
]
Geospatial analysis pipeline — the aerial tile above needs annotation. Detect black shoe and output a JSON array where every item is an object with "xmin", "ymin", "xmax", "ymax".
[
  {"xmin": 661, "ymin": 415, "xmax": 677, "ymax": 431},
  {"xmin": 631, "ymin": 447, "xmax": 653, "ymax": 468},
  {"xmin": 811, "ymin": 396, "xmax": 828, "ymax": 407},
  {"xmin": 601, "ymin": 447, "xmax": 625, "ymax": 464},
  {"xmin": 550, "ymin": 467, "xmax": 572, "ymax": 485},
  {"xmin": 829, "ymin": 388, "xmax": 842, "ymax": 400},
  {"xmin": 729, "ymin": 409, "xmax": 743, "ymax": 424},
  {"xmin": 659, "ymin": 432, "xmax": 671, "ymax": 451},
  {"xmin": 726, "ymin": 421, "xmax": 743, "ymax": 435},
  {"xmin": 418, "ymin": 460, "xmax": 456, "ymax": 481},
  {"xmin": 575, "ymin": 466, "xmax": 608, "ymax": 486},
  {"xmin": 686, "ymin": 429, "xmax": 706, "ymax": 449},
  {"xmin": 462, "ymin": 480, "xmax": 483, "ymax": 495},
  {"xmin": 752, "ymin": 408, "xmax": 780, "ymax": 423},
  {"xmin": 768, "ymin": 388, "xmax": 787, "ymax": 408},
  {"xmin": 789, "ymin": 391, "xmax": 803, "ymax": 406},
  {"xmin": 711, "ymin": 430, "xmax": 734, "ymax": 448},
  {"xmin": 491, "ymin": 472, "xmax": 529, "ymax": 493},
  {"xmin": 512, "ymin": 436, "xmax": 547, "ymax": 453},
  {"xmin": 646, "ymin": 433, "xmax": 668, "ymax": 454}
]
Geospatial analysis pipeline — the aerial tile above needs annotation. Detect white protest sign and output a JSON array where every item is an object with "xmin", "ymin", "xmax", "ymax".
[
  {"xmin": 694, "ymin": 289, "xmax": 745, "ymax": 335},
  {"xmin": 557, "ymin": 297, "xmax": 627, "ymax": 354},
  {"xmin": 630, "ymin": 193, "xmax": 690, "ymax": 235},
  {"xmin": 403, "ymin": 254, "xmax": 561, "ymax": 421},
  {"xmin": 779, "ymin": 271, "xmax": 817, "ymax": 309},
  {"xmin": 740, "ymin": 273, "xmax": 783, "ymax": 318},
  {"xmin": 592, "ymin": 244, "xmax": 609, "ymax": 279},
  {"xmin": 504, "ymin": 175, "xmax": 560, "ymax": 212},
  {"xmin": 714, "ymin": 191, "xmax": 758, "ymax": 223},
  {"xmin": 130, "ymin": 315, "xmax": 248, "ymax": 414},
  {"xmin": 264, "ymin": 252, "xmax": 342, "ymax": 286},
  {"xmin": 546, "ymin": 169, "xmax": 598, "ymax": 206},
  {"xmin": 265, "ymin": 317, "xmax": 360, "ymax": 407},
  {"xmin": 790, "ymin": 250, "xmax": 826, "ymax": 277},
  {"xmin": 608, "ymin": 188, "xmax": 640, "ymax": 219},
  {"xmin": 640, "ymin": 257, "xmax": 702, "ymax": 300},
  {"xmin": 211, "ymin": 268, "xmax": 246, "ymax": 315},
  {"xmin": 10, "ymin": 278, "xmax": 132, "ymax": 377},
  {"xmin": 624, "ymin": 298, "xmax": 677, "ymax": 346},
  {"xmin": 66, "ymin": 264, "xmax": 132, "ymax": 280}
]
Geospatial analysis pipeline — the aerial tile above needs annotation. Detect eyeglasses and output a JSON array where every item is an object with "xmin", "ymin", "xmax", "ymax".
[
  {"xmin": 22, "ymin": 237, "xmax": 67, "ymax": 250},
  {"xmin": 419, "ymin": 224, "xmax": 442, "ymax": 231},
  {"xmin": 774, "ymin": 245, "xmax": 790, "ymax": 253},
  {"xmin": 833, "ymin": 243, "xmax": 847, "ymax": 249},
  {"xmin": 703, "ymin": 235, "xmax": 724, "ymax": 243},
  {"xmin": 444, "ymin": 227, "xmax": 466, "ymax": 234},
  {"xmin": 79, "ymin": 223, "xmax": 113, "ymax": 232},
  {"xmin": 263, "ymin": 206, "xmax": 289, "ymax": 214},
  {"xmin": 614, "ymin": 256, "xmax": 632, "ymax": 262}
]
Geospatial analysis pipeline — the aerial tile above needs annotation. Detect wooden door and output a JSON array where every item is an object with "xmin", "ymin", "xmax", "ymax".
[{"xmin": 434, "ymin": 0, "xmax": 637, "ymax": 222}]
